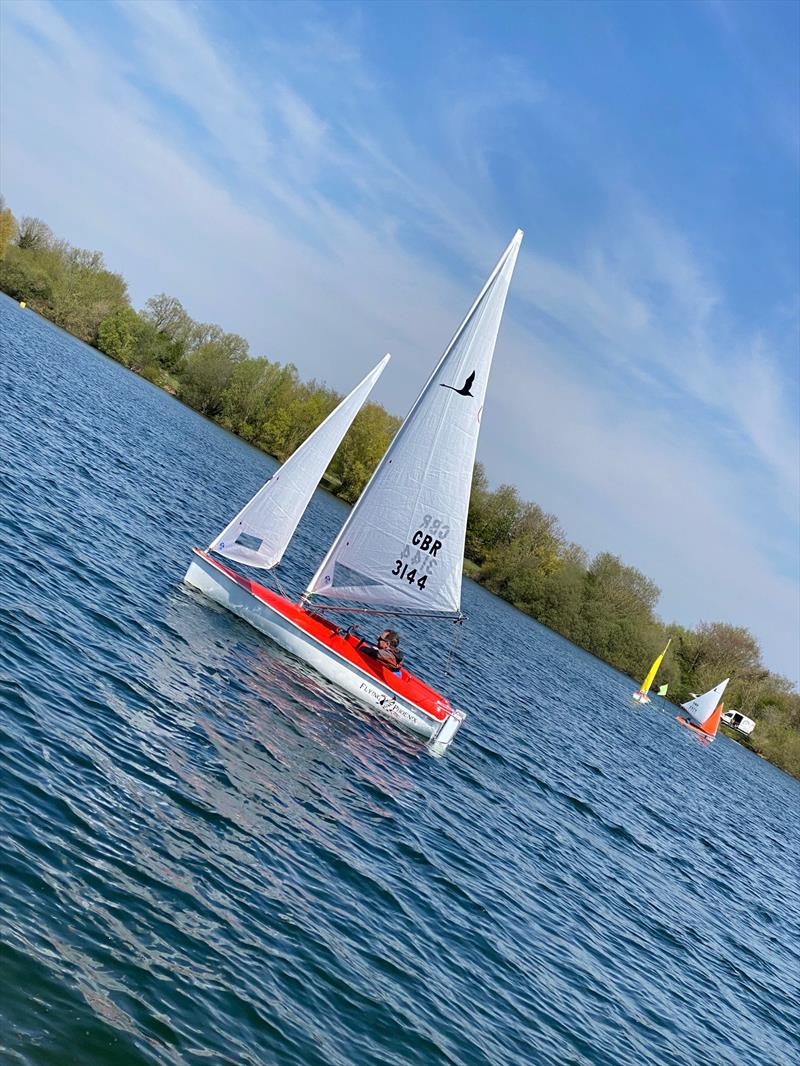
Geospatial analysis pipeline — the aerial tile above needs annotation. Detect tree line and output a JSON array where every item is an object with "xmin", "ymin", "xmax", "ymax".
[
  {"xmin": 1, "ymin": 200, "xmax": 797, "ymax": 776},
  {"xmin": 466, "ymin": 468, "xmax": 799, "ymax": 773},
  {"xmin": 0, "ymin": 202, "xmax": 400, "ymax": 502}
]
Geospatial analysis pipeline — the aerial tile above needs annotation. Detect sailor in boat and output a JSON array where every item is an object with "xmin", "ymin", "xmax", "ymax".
[{"xmin": 357, "ymin": 629, "xmax": 404, "ymax": 674}]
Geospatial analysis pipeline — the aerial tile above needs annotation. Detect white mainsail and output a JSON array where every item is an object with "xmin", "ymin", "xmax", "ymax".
[
  {"xmin": 209, "ymin": 354, "xmax": 390, "ymax": 570},
  {"xmin": 681, "ymin": 679, "xmax": 729, "ymax": 726},
  {"xmin": 305, "ymin": 230, "xmax": 523, "ymax": 615}
]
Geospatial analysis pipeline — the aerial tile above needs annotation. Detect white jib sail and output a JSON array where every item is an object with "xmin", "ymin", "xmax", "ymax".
[
  {"xmin": 305, "ymin": 230, "xmax": 523, "ymax": 615},
  {"xmin": 208, "ymin": 354, "xmax": 390, "ymax": 570},
  {"xmin": 681, "ymin": 679, "xmax": 730, "ymax": 726}
]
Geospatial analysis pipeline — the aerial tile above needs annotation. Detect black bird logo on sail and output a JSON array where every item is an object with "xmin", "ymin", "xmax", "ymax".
[{"xmin": 440, "ymin": 370, "xmax": 475, "ymax": 397}]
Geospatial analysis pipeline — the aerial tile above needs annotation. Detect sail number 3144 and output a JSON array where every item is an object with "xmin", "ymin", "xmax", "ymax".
[
  {"xmin": 391, "ymin": 559, "xmax": 428, "ymax": 589},
  {"xmin": 390, "ymin": 516, "xmax": 449, "ymax": 591}
]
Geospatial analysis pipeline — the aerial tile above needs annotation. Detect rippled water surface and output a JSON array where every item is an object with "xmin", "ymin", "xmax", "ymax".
[{"xmin": 1, "ymin": 296, "xmax": 799, "ymax": 1066}]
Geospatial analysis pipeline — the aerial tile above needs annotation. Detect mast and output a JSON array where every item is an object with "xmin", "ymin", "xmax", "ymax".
[{"xmin": 304, "ymin": 230, "xmax": 523, "ymax": 617}]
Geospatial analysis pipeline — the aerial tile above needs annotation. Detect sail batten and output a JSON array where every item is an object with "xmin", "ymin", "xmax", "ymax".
[
  {"xmin": 208, "ymin": 354, "xmax": 389, "ymax": 570},
  {"xmin": 306, "ymin": 231, "xmax": 523, "ymax": 614}
]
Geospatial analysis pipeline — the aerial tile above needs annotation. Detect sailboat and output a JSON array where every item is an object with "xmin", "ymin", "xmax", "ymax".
[
  {"xmin": 632, "ymin": 639, "xmax": 671, "ymax": 703},
  {"xmin": 657, "ymin": 683, "xmax": 668, "ymax": 697},
  {"xmin": 675, "ymin": 679, "xmax": 729, "ymax": 741},
  {"xmin": 184, "ymin": 230, "xmax": 523, "ymax": 756}
]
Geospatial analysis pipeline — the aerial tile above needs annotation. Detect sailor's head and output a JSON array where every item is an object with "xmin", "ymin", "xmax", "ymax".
[{"xmin": 379, "ymin": 629, "xmax": 400, "ymax": 648}]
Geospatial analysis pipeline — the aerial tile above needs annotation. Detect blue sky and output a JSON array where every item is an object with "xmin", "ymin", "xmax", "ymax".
[{"xmin": 2, "ymin": 0, "xmax": 798, "ymax": 681}]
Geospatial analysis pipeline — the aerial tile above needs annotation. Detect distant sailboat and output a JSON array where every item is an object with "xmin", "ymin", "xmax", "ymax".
[
  {"xmin": 184, "ymin": 231, "xmax": 524, "ymax": 755},
  {"xmin": 632, "ymin": 639, "xmax": 671, "ymax": 703},
  {"xmin": 657, "ymin": 683, "xmax": 669, "ymax": 697},
  {"xmin": 676, "ymin": 679, "xmax": 730, "ymax": 741}
]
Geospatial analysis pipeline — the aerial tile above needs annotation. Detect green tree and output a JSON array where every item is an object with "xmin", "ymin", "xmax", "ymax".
[
  {"xmin": 266, "ymin": 381, "xmax": 340, "ymax": 461},
  {"xmin": 141, "ymin": 293, "xmax": 190, "ymax": 339},
  {"xmin": 531, "ymin": 543, "xmax": 589, "ymax": 638},
  {"xmin": 178, "ymin": 340, "xmax": 243, "ymax": 415},
  {"xmin": 480, "ymin": 502, "xmax": 564, "ymax": 609},
  {"xmin": 49, "ymin": 248, "xmax": 129, "ymax": 343},
  {"xmin": 670, "ymin": 620, "xmax": 764, "ymax": 702},
  {"xmin": 15, "ymin": 216, "xmax": 53, "ymax": 251},
  {"xmin": 693, "ymin": 622, "xmax": 761, "ymax": 675},
  {"xmin": 0, "ymin": 245, "xmax": 55, "ymax": 306},
  {"xmin": 96, "ymin": 306, "xmax": 143, "ymax": 366},
  {"xmin": 0, "ymin": 197, "xmax": 17, "ymax": 259},
  {"xmin": 220, "ymin": 359, "xmax": 298, "ymax": 445},
  {"xmin": 136, "ymin": 320, "xmax": 185, "ymax": 373},
  {"xmin": 577, "ymin": 552, "xmax": 661, "ymax": 674},
  {"xmin": 465, "ymin": 462, "xmax": 490, "ymax": 562},
  {"xmin": 466, "ymin": 482, "xmax": 524, "ymax": 565},
  {"xmin": 328, "ymin": 402, "xmax": 401, "ymax": 502}
]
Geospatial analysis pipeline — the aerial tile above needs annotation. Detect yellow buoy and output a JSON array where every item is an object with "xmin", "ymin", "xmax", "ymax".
[{"xmin": 19, "ymin": 301, "xmax": 26, "ymax": 308}]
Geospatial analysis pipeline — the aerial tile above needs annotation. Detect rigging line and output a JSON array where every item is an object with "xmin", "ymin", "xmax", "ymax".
[
  {"xmin": 303, "ymin": 602, "xmax": 466, "ymax": 622},
  {"xmin": 444, "ymin": 616, "xmax": 466, "ymax": 678},
  {"xmin": 270, "ymin": 565, "xmax": 290, "ymax": 600}
]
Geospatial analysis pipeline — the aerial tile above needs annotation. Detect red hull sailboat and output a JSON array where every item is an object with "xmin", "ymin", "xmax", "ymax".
[{"xmin": 185, "ymin": 232, "xmax": 524, "ymax": 755}]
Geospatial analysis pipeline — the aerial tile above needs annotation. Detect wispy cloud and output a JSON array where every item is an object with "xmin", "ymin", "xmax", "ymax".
[
  {"xmin": 115, "ymin": 0, "xmax": 271, "ymax": 171},
  {"xmin": 702, "ymin": 0, "xmax": 800, "ymax": 164}
]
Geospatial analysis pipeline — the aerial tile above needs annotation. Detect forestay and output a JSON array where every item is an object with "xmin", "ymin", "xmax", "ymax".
[
  {"xmin": 306, "ymin": 230, "xmax": 523, "ymax": 615},
  {"xmin": 681, "ymin": 679, "xmax": 729, "ymax": 726},
  {"xmin": 209, "ymin": 355, "xmax": 389, "ymax": 570}
]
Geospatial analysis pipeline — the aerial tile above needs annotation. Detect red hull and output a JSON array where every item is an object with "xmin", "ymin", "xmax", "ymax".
[{"xmin": 199, "ymin": 552, "xmax": 451, "ymax": 723}]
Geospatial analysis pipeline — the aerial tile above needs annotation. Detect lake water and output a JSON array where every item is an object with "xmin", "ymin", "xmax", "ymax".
[{"xmin": 1, "ymin": 294, "xmax": 798, "ymax": 1066}]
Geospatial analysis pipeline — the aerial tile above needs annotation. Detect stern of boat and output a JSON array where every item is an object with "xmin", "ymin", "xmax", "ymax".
[
  {"xmin": 183, "ymin": 548, "xmax": 210, "ymax": 592},
  {"xmin": 427, "ymin": 707, "xmax": 466, "ymax": 757}
]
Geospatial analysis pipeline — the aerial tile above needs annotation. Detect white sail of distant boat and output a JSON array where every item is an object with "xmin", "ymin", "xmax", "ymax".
[
  {"xmin": 680, "ymin": 679, "xmax": 729, "ymax": 727},
  {"xmin": 208, "ymin": 354, "xmax": 389, "ymax": 570},
  {"xmin": 305, "ymin": 230, "xmax": 523, "ymax": 616}
]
